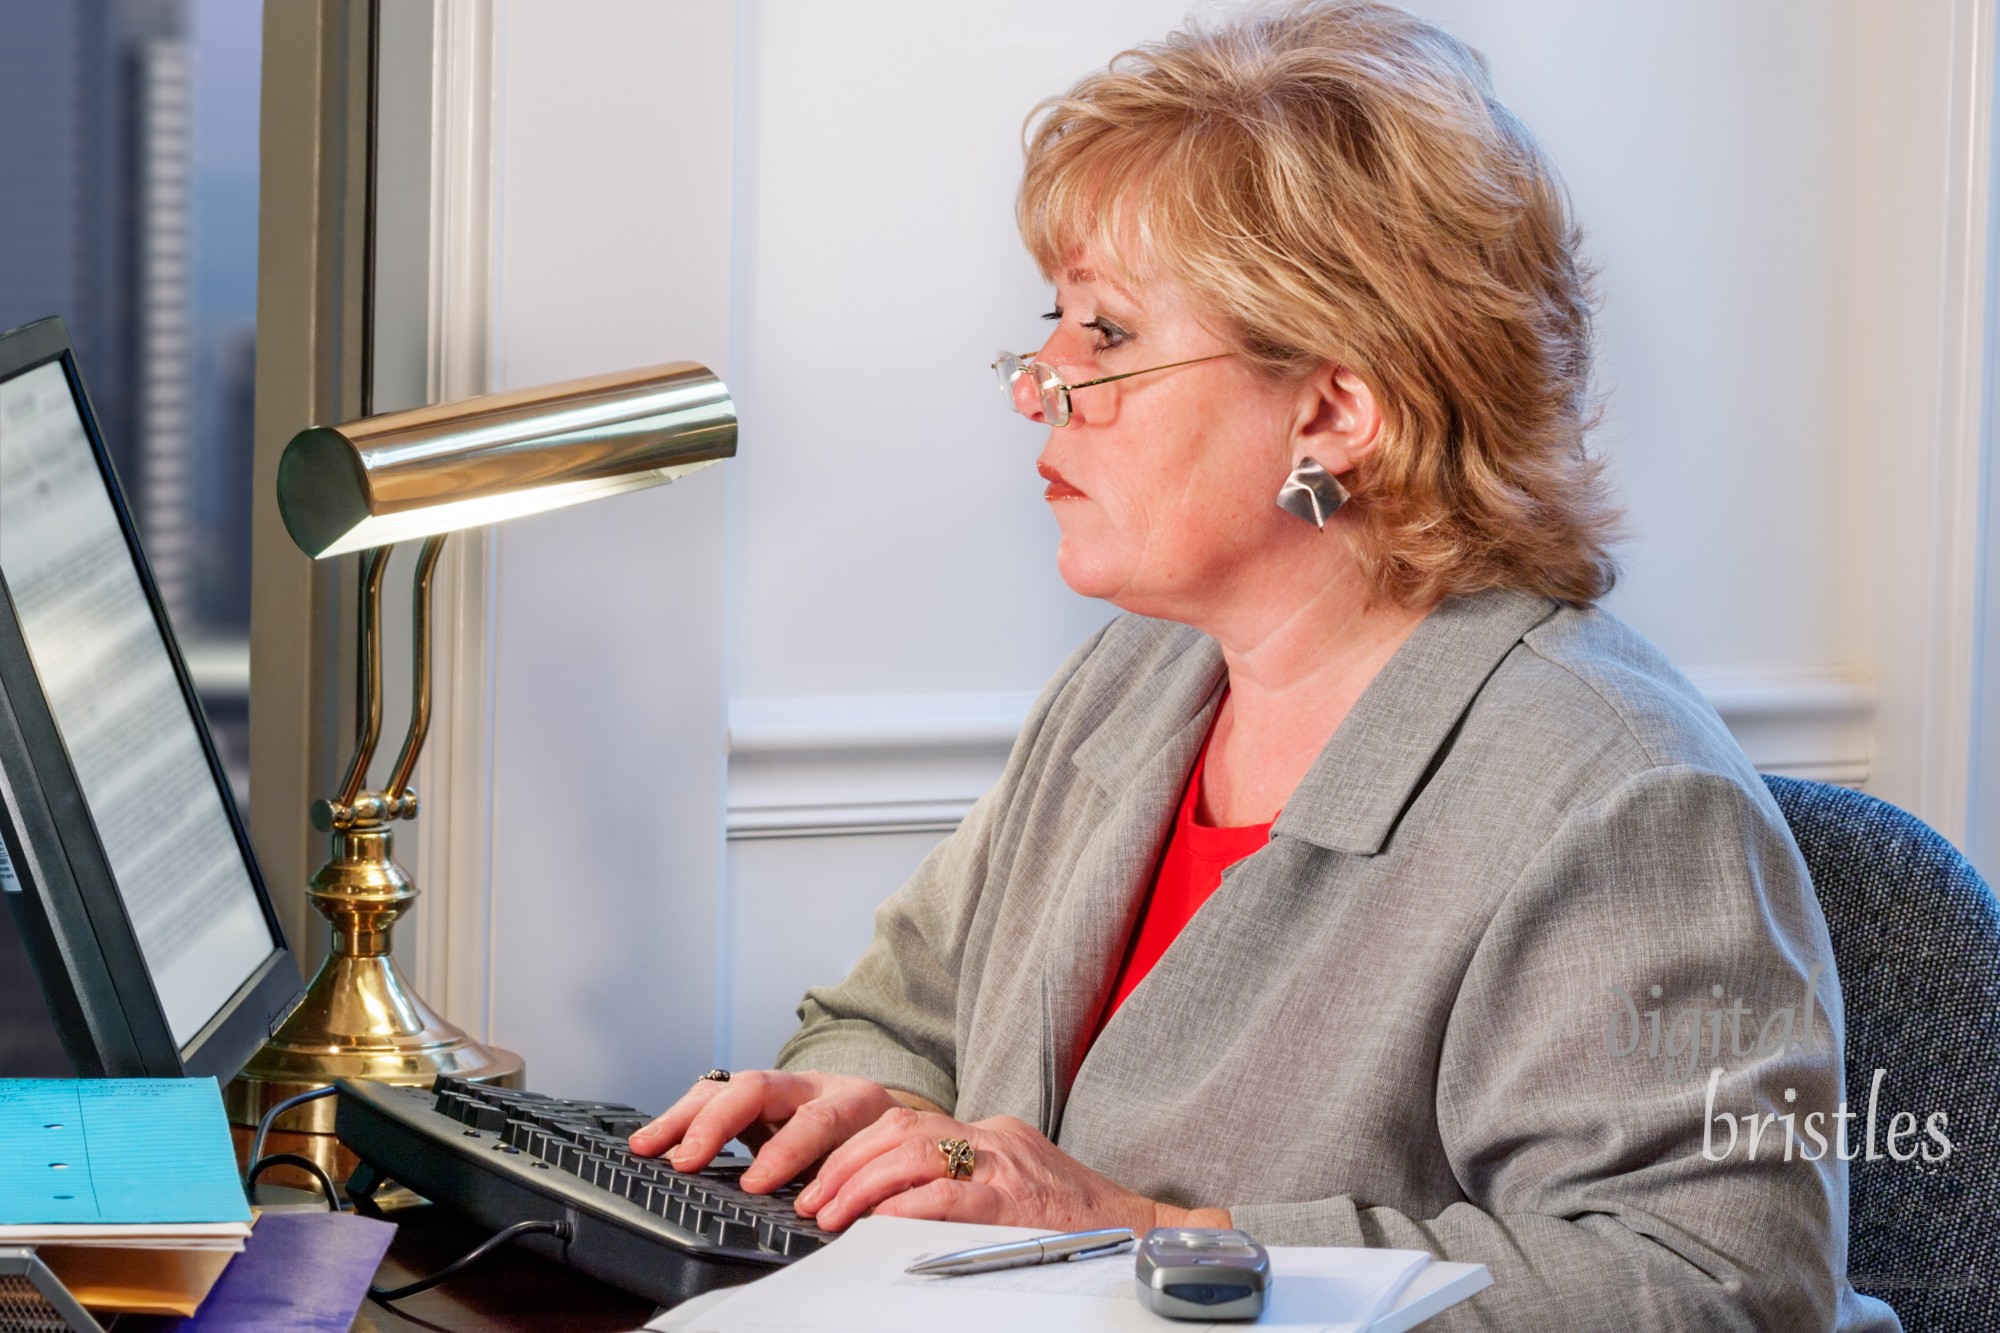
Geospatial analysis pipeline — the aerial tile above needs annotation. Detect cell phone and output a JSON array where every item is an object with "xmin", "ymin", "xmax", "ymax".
[{"xmin": 1135, "ymin": 1227, "xmax": 1271, "ymax": 1321}]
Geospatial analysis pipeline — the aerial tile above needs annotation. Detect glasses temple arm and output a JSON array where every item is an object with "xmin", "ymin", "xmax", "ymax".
[{"xmin": 1068, "ymin": 353, "xmax": 1229, "ymax": 391}]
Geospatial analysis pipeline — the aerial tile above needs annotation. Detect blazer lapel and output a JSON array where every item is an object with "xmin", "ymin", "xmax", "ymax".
[
  {"xmin": 1040, "ymin": 630, "xmax": 1224, "ymax": 1138},
  {"xmin": 1275, "ymin": 588, "xmax": 1558, "ymax": 855}
]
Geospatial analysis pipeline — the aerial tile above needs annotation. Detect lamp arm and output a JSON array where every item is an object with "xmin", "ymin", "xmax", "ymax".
[
  {"xmin": 381, "ymin": 533, "xmax": 447, "ymax": 806},
  {"xmin": 333, "ymin": 546, "xmax": 392, "ymax": 809}
]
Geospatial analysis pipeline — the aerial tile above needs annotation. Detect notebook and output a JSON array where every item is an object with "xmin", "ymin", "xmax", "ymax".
[{"xmin": 0, "ymin": 1078, "xmax": 252, "ymax": 1230}]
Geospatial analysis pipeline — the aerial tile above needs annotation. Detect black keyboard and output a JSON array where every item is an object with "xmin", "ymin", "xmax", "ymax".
[{"xmin": 335, "ymin": 1075, "xmax": 835, "ymax": 1306}]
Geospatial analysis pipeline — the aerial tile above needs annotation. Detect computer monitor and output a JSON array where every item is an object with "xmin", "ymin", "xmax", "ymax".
[{"xmin": 0, "ymin": 315, "xmax": 301, "ymax": 1080}]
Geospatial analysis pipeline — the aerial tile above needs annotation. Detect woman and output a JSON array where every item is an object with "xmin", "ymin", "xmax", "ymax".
[{"xmin": 633, "ymin": 4, "xmax": 1898, "ymax": 1328}]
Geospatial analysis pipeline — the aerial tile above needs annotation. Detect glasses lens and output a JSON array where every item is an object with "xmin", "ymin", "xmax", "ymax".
[
  {"xmin": 992, "ymin": 353, "xmax": 1073, "ymax": 424},
  {"xmin": 1044, "ymin": 382, "xmax": 1071, "ymax": 426},
  {"xmin": 993, "ymin": 352, "xmax": 1026, "ymax": 391}
]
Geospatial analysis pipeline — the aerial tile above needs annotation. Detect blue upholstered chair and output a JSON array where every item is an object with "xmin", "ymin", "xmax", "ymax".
[{"xmin": 1762, "ymin": 776, "xmax": 2000, "ymax": 1332}]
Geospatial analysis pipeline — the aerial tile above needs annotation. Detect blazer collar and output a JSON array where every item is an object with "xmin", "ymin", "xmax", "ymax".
[
  {"xmin": 1071, "ymin": 622, "xmax": 1227, "ymax": 784},
  {"xmin": 1275, "ymin": 587, "xmax": 1558, "ymax": 855},
  {"xmin": 1071, "ymin": 588, "xmax": 1557, "ymax": 857}
]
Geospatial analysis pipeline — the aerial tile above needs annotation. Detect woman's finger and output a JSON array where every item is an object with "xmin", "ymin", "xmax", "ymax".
[
  {"xmin": 810, "ymin": 1133, "xmax": 961, "ymax": 1232},
  {"xmin": 873, "ymin": 1177, "xmax": 1000, "ymax": 1225},
  {"xmin": 630, "ymin": 1071, "xmax": 807, "ymax": 1167},
  {"xmin": 799, "ymin": 1106, "xmax": 947, "ymax": 1213},
  {"xmin": 628, "ymin": 1077, "xmax": 732, "ymax": 1157},
  {"xmin": 669, "ymin": 1070, "xmax": 822, "ymax": 1169},
  {"xmin": 739, "ymin": 1088, "xmax": 885, "ymax": 1193}
]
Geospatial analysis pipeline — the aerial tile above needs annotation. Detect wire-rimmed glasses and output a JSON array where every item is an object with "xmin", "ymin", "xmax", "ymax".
[{"xmin": 991, "ymin": 350, "xmax": 1228, "ymax": 427}]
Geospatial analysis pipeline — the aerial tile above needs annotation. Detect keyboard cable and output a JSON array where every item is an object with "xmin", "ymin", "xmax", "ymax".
[
  {"xmin": 369, "ymin": 1218, "xmax": 575, "ymax": 1304},
  {"xmin": 240, "ymin": 1083, "xmax": 580, "ymax": 1304},
  {"xmin": 243, "ymin": 1084, "xmax": 346, "ymax": 1211}
]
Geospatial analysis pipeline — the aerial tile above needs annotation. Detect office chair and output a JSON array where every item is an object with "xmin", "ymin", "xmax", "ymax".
[{"xmin": 1762, "ymin": 775, "xmax": 2000, "ymax": 1333}]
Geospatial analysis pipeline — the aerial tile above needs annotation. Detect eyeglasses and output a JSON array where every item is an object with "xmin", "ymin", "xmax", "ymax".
[{"xmin": 991, "ymin": 350, "xmax": 1228, "ymax": 427}]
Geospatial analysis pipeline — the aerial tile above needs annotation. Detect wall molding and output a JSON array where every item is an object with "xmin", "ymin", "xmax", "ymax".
[
  {"xmin": 728, "ymin": 692, "xmax": 1036, "ymax": 838},
  {"xmin": 408, "ymin": 0, "xmax": 499, "ymax": 1038},
  {"xmin": 1909, "ymin": 0, "xmax": 1995, "ymax": 847},
  {"xmin": 726, "ymin": 669, "xmax": 1878, "ymax": 839},
  {"xmin": 1684, "ymin": 667, "xmax": 1876, "ymax": 786}
]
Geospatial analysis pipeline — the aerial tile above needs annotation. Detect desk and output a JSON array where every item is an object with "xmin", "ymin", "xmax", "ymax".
[
  {"xmin": 235, "ymin": 1124, "xmax": 656, "ymax": 1328},
  {"xmin": 355, "ymin": 1204, "xmax": 653, "ymax": 1332}
]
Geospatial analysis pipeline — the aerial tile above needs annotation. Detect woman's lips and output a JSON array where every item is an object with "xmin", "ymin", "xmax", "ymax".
[{"xmin": 1038, "ymin": 461, "xmax": 1085, "ymax": 500}]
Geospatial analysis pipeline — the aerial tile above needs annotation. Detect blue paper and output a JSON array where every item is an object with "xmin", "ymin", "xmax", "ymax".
[
  {"xmin": 169, "ymin": 1212, "xmax": 396, "ymax": 1332},
  {"xmin": 0, "ymin": 1078, "xmax": 251, "ymax": 1225}
]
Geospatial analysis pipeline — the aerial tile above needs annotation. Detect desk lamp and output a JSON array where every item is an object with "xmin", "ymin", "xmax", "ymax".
[{"xmin": 225, "ymin": 362, "xmax": 735, "ymax": 1169}]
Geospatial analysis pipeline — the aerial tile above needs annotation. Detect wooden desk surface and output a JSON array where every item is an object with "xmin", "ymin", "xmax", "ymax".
[{"xmin": 352, "ymin": 1203, "xmax": 656, "ymax": 1333}]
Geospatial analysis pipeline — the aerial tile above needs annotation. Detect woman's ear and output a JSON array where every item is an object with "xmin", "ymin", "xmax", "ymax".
[{"xmin": 1290, "ymin": 363, "xmax": 1382, "ymax": 476}]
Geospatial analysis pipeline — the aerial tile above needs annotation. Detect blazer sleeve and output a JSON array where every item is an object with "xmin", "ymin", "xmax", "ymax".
[
  {"xmin": 772, "ymin": 622, "xmax": 1116, "ymax": 1114},
  {"xmin": 1231, "ymin": 766, "xmax": 1896, "ymax": 1333}
]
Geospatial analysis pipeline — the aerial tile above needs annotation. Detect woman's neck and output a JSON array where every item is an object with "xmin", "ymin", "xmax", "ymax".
[{"xmin": 1194, "ymin": 566, "xmax": 1435, "ymax": 826}]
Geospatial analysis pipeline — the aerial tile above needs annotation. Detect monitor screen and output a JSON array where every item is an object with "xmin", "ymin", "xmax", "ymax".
[
  {"xmin": 0, "ymin": 361, "xmax": 276, "ymax": 1046},
  {"xmin": 0, "ymin": 317, "xmax": 297, "ymax": 1080}
]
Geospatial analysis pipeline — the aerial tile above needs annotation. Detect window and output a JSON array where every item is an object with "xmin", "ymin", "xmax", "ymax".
[{"xmin": 0, "ymin": 0, "xmax": 259, "ymax": 804}]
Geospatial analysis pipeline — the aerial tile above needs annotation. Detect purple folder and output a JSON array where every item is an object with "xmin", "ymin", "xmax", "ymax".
[{"xmin": 168, "ymin": 1211, "xmax": 395, "ymax": 1332}]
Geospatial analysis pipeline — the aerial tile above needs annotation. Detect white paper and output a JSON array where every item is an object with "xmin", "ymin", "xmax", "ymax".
[
  {"xmin": 0, "ymin": 1221, "xmax": 250, "ymax": 1247},
  {"xmin": 652, "ymin": 1218, "xmax": 1438, "ymax": 1333}
]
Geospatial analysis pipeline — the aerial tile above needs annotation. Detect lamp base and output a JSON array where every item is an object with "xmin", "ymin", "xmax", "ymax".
[
  {"xmin": 232, "ymin": 803, "xmax": 524, "ymax": 1189},
  {"xmin": 225, "ymin": 950, "xmax": 523, "ymax": 1187}
]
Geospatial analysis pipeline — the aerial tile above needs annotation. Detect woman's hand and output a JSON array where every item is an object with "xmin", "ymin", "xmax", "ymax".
[
  {"xmin": 794, "ymin": 1105, "xmax": 1231, "ymax": 1234},
  {"xmin": 628, "ymin": 1069, "xmax": 935, "ymax": 1194}
]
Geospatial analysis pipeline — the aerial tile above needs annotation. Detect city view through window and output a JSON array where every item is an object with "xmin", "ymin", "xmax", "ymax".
[{"xmin": 0, "ymin": 0, "xmax": 262, "ymax": 803}]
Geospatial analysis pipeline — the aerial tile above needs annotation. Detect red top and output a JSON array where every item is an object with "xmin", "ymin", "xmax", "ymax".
[{"xmin": 1093, "ymin": 724, "xmax": 1274, "ymax": 1037}]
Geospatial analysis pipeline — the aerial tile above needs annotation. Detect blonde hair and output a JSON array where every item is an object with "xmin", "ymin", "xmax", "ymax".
[{"xmin": 1020, "ymin": 0, "xmax": 1619, "ymax": 604}]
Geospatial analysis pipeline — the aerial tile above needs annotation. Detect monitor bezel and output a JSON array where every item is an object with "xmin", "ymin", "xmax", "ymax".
[{"xmin": 0, "ymin": 315, "xmax": 302, "ymax": 1081}]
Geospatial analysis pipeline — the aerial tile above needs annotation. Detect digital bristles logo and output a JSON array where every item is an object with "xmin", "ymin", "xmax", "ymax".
[{"xmin": 1603, "ymin": 967, "xmax": 1954, "ymax": 1165}]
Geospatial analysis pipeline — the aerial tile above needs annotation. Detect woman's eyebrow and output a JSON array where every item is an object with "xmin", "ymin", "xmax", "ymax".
[{"xmin": 1064, "ymin": 266, "xmax": 1137, "ymax": 303}]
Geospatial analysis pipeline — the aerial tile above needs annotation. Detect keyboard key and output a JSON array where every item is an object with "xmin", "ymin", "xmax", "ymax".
[
  {"xmin": 780, "ymin": 1229, "xmax": 826, "ymax": 1258},
  {"xmin": 712, "ymin": 1218, "xmax": 756, "ymax": 1248}
]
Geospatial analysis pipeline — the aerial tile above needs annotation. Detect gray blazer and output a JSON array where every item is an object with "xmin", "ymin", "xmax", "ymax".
[{"xmin": 777, "ymin": 589, "xmax": 1901, "ymax": 1331}]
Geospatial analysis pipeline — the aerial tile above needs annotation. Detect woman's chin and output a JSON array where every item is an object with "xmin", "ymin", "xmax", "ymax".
[{"xmin": 1054, "ymin": 541, "xmax": 1123, "ymax": 602}]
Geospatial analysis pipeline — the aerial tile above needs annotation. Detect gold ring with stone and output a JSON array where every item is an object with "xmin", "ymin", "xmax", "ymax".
[
  {"xmin": 937, "ymin": 1137, "xmax": 975, "ymax": 1181},
  {"xmin": 701, "ymin": 1069, "xmax": 731, "ymax": 1082}
]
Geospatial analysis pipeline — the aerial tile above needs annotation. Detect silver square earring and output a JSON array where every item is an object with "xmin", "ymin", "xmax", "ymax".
[{"xmin": 1276, "ymin": 457, "xmax": 1349, "ymax": 529}]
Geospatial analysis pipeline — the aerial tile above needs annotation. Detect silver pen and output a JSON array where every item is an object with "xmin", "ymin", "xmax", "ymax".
[{"xmin": 904, "ymin": 1227, "xmax": 1136, "ymax": 1276}]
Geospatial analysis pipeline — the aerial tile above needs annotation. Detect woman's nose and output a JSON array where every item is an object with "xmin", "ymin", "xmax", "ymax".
[{"xmin": 1009, "ymin": 365, "xmax": 1048, "ymax": 422}]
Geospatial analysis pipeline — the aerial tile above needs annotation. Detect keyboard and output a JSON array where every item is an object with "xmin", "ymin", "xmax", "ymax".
[{"xmin": 335, "ymin": 1075, "xmax": 836, "ymax": 1306}]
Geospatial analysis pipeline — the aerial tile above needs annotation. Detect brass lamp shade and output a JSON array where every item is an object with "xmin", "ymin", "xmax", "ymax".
[
  {"xmin": 277, "ymin": 360, "xmax": 736, "ymax": 558},
  {"xmin": 232, "ymin": 359, "xmax": 737, "ymax": 1187}
]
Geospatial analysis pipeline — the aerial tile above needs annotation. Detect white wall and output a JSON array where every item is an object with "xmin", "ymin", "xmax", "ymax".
[
  {"xmin": 469, "ymin": 0, "xmax": 1994, "ymax": 1106},
  {"xmin": 479, "ymin": 0, "xmax": 736, "ymax": 1110}
]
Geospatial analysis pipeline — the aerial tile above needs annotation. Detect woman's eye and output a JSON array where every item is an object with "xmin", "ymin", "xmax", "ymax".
[
  {"xmin": 1081, "ymin": 318, "xmax": 1129, "ymax": 351},
  {"xmin": 1041, "ymin": 307, "xmax": 1062, "ymax": 322}
]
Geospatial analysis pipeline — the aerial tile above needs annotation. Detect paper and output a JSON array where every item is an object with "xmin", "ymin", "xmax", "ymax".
[
  {"xmin": 0, "ymin": 1079, "xmax": 253, "ymax": 1226},
  {"xmin": 656, "ymin": 1217, "xmax": 1439, "ymax": 1333},
  {"xmin": 0, "ymin": 1223, "xmax": 247, "ymax": 1247},
  {"xmin": 36, "ymin": 1244, "xmax": 236, "ymax": 1316},
  {"xmin": 161, "ymin": 1211, "xmax": 397, "ymax": 1332}
]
